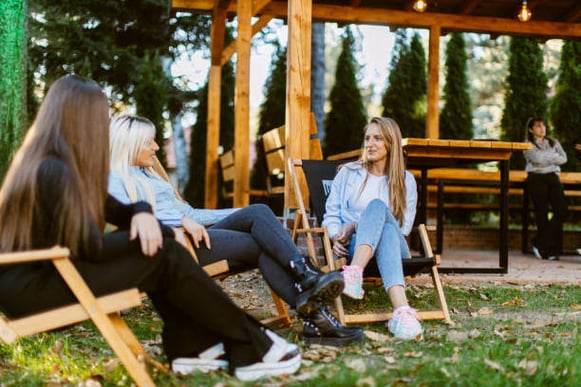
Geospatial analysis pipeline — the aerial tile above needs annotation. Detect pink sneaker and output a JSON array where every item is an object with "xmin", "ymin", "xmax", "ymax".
[
  {"xmin": 387, "ymin": 306, "xmax": 423, "ymax": 340},
  {"xmin": 341, "ymin": 265, "xmax": 364, "ymax": 299}
]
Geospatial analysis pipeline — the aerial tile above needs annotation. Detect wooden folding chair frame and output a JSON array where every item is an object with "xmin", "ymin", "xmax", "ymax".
[
  {"xmin": 287, "ymin": 158, "xmax": 453, "ymax": 326},
  {"xmin": 0, "ymin": 247, "xmax": 166, "ymax": 386},
  {"xmin": 152, "ymin": 157, "xmax": 291, "ymax": 328}
]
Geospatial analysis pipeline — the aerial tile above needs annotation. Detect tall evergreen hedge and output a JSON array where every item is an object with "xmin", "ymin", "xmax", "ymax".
[
  {"xmin": 440, "ymin": 33, "xmax": 472, "ymax": 140},
  {"xmin": 324, "ymin": 26, "xmax": 367, "ymax": 155},
  {"xmin": 550, "ymin": 40, "xmax": 581, "ymax": 172},
  {"xmin": 501, "ymin": 36, "xmax": 548, "ymax": 170}
]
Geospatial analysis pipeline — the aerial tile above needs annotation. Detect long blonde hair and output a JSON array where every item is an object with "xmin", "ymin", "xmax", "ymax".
[
  {"xmin": 109, "ymin": 115, "xmax": 160, "ymax": 207},
  {"xmin": 0, "ymin": 75, "xmax": 109, "ymax": 255},
  {"xmin": 360, "ymin": 117, "xmax": 407, "ymax": 224}
]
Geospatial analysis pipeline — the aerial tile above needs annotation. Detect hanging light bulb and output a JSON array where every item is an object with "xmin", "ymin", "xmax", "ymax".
[
  {"xmin": 413, "ymin": 0, "xmax": 428, "ymax": 13},
  {"xmin": 517, "ymin": 1, "xmax": 532, "ymax": 22}
]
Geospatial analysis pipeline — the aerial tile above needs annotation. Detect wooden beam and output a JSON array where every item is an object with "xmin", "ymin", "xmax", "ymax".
[
  {"xmin": 221, "ymin": 14, "xmax": 274, "ymax": 66},
  {"xmin": 205, "ymin": 9, "xmax": 226, "ymax": 209},
  {"xmin": 285, "ymin": 0, "xmax": 312, "ymax": 210},
  {"xmin": 460, "ymin": 0, "xmax": 481, "ymax": 15},
  {"xmin": 564, "ymin": 4, "xmax": 581, "ymax": 23},
  {"xmin": 426, "ymin": 24, "xmax": 440, "ymax": 139},
  {"xmin": 234, "ymin": 0, "xmax": 252, "ymax": 207},
  {"xmin": 173, "ymin": 2, "xmax": 580, "ymax": 39}
]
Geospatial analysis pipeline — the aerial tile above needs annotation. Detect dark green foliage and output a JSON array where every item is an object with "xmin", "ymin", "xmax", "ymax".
[
  {"xmin": 134, "ymin": 51, "xmax": 168, "ymax": 166},
  {"xmin": 382, "ymin": 31, "xmax": 427, "ymax": 138},
  {"xmin": 25, "ymin": 0, "xmax": 210, "ymax": 169},
  {"xmin": 440, "ymin": 33, "xmax": 473, "ymax": 140},
  {"xmin": 251, "ymin": 42, "xmax": 287, "ymax": 190},
  {"xmin": 0, "ymin": 0, "xmax": 27, "ymax": 182},
  {"xmin": 324, "ymin": 26, "xmax": 367, "ymax": 155},
  {"xmin": 183, "ymin": 58, "xmax": 236, "ymax": 208},
  {"xmin": 550, "ymin": 40, "xmax": 581, "ymax": 172},
  {"xmin": 501, "ymin": 37, "xmax": 548, "ymax": 170}
]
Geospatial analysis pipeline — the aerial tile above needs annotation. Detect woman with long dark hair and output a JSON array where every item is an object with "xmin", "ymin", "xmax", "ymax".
[{"xmin": 0, "ymin": 74, "xmax": 300, "ymax": 381}]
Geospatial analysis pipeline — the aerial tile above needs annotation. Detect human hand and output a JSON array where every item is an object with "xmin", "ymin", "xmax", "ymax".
[
  {"xmin": 130, "ymin": 212, "xmax": 163, "ymax": 257},
  {"xmin": 331, "ymin": 223, "xmax": 356, "ymax": 258},
  {"xmin": 173, "ymin": 227, "xmax": 189, "ymax": 250},
  {"xmin": 182, "ymin": 217, "xmax": 211, "ymax": 249}
]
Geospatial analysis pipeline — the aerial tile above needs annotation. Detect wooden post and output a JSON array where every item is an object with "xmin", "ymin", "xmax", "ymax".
[
  {"xmin": 426, "ymin": 24, "xmax": 441, "ymax": 139},
  {"xmin": 234, "ymin": 0, "xmax": 252, "ymax": 208},
  {"xmin": 205, "ymin": 8, "xmax": 226, "ymax": 209},
  {"xmin": 285, "ymin": 0, "xmax": 312, "ymax": 210}
]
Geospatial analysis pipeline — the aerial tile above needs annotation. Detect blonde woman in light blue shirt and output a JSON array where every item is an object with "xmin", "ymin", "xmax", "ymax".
[{"xmin": 108, "ymin": 115, "xmax": 364, "ymax": 349}]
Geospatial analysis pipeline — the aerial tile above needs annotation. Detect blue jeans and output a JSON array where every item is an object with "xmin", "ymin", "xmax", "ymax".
[{"xmin": 348, "ymin": 199, "xmax": 410, "ymax": 290}]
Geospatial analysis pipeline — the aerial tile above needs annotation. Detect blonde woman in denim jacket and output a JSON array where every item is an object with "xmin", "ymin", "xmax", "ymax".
[{"xmin": 322, "ymin": 117, "xmax": 422, "ymax": 340}]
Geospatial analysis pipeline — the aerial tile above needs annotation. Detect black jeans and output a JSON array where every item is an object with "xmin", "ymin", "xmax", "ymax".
[
  {"xmin": 0, "ymin": 235, "xmax": 271, "ymax": 368},
  {"xmin": 526, "ymin": 172, "xmax": 568, "ymax": 256},
  {"xmin": 195, "ymin": 204, "xmax": 301, "ymax": 308}
]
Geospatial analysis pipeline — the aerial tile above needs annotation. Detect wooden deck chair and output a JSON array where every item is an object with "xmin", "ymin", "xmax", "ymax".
[
  {"xmin": 287, "ymin": 158, "xmax": 452, "ymax": 326},
  {"xmin": 0, "ymin": 246, "xmax": 167, "ymax": 386},
  {"xmin": 152, "ymin": 157, "xmax": 291, "ymax": 327}
]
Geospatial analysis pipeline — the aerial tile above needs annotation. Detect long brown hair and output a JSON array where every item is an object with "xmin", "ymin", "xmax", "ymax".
[
  {"xmin": 0, "ymin": 75, "xmax": 109, "ymax": 255},
  {"xmin": 360, "ymin": 117, "xmax": 407, "ymax": 224}
]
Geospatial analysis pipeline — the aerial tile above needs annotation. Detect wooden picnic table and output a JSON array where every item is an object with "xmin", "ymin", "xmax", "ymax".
[{"xmin": 329, "ymin": 138, "xmax": 532, "ymax": 274}]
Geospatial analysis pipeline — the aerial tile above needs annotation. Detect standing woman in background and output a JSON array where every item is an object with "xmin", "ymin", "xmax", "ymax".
[{"xmin": 523, "ymin": 117, "xmax": 568, "ymax": 261}]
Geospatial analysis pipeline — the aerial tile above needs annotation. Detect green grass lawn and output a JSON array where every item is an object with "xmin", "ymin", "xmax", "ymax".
[{"xmin": 1, "ymin": 283, "xmax": 579, "ymax": 386}]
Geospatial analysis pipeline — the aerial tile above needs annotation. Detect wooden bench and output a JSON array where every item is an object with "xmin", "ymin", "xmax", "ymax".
[{"xmin": 218, "ymin": 149, "xmax": 269, "ymax": 205}]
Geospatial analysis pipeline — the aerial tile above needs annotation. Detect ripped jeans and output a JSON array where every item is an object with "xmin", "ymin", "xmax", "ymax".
[{"xmin": 348, "ymin": 199, "xmax": 410, "ymax": 290}]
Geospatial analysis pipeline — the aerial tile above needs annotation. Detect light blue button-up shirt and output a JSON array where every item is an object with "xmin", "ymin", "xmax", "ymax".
[
  {"xmin": 108, "ymin": 167, "xmax": 237, "ymax": 227},
  {"xmin": 322, "ymin": 161, "xmax": 417, "ymax": 238}
]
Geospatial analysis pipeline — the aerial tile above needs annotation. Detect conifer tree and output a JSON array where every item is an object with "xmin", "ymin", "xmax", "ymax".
[
  {"xmin": 382, "ymin": 31, "xmax": 427, "ymax": 138},
  {"xmin": 134, "ymin": 51, "xmax": 168, "ymax": 166},
  {"xmin": 0, "ymin": 0, "xmax": 27, "ymax": 181},
  {"xmin": 251, "ymin": 42, "xmax": 287, "ymax": 190},
  {"xmin": 550, "ymin": 40, "xmax": 581, "ymax": 172},
  {"xmin": 501, "ymin": 36, "xmax": 548, "ymax": 169},
  {"xmin": 440, "ymin": 33, "xmax": 473, "ymax": 139},
  {"xmin": 324, "ymin": 26, "xmax": 367, "ymax": 155}
]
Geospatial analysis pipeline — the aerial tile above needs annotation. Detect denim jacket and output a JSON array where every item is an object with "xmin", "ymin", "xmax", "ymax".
[
  {"xmin": 108, "ymin": 168, "xmax": 237, "ymax": 227},
  {"xmin": 322, "ymin": 161, "xmax": 417, "ymax": 238}
]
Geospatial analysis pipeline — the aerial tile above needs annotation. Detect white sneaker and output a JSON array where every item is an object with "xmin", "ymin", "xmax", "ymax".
[
  {"xmin": 531, "ymin": 246, "xmax": 544, "ymax": 260},
  {"xmin": 387, "ymin": 306, "xmax": 423, "ymax": 341},
  {"xmin": 234, "ymin": 330, "xmax": 301, "ymax": 381},
  {"xmin": 172, "ymin": 342, "xmax": 228, "ymax": 374},
  {"xmin": 341, "ymin": 265, "xmax": 365, "ymax": 299}
]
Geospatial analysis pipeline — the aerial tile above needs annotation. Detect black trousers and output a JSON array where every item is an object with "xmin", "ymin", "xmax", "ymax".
[
  {"xmin": 0, "ymin": 234, "xmax": 271, "ymax": 368},
  {"xmin": 526, "ymin": 172, "xmax": 568, "ymax": 256},
  {"xmin": 194, "ymin": 204, "xmax": 301, "ymax": 308}
]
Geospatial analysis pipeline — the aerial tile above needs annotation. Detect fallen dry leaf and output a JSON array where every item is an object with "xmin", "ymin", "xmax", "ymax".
[
  {"xmin": 517, "ymin": 359, "xmax": 538, "ymax": 376},
  {"xmin": 355, "ymin": 376, "xmax": 377, "ymax": 387},
  {"xmin": 484, "ymin": 358, "xmax": 503, "ymax": 371},
  {"xmin": 364, "ymin": 330, "xmax": 391, "ymax": 343},
  {"xmin": 344, "ymin": 358, "xmax": 367, "ymax": 373}
]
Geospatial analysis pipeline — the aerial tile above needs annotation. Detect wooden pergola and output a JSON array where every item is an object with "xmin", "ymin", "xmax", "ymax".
[{"xmin": 171, "ymin": 0, "xmax": 580, "ymax": 210}]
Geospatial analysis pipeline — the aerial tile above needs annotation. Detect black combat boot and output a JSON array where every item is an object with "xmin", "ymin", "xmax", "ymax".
[
  {"xmin": 289, "ymin": 255, "xmax": 344, "ymax": 315},
  {"xmin": 301, "ymin": 303, "xmax": 364, "ymax": 347}
]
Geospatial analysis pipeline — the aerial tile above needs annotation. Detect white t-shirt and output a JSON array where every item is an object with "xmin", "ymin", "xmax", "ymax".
[{"xmin": 350, "ymin": 173, "xmax": 389, "ymax": 214}]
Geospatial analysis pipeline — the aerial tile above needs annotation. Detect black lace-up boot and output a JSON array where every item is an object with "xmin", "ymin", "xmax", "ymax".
[
  {"xmin": 301, "ymin": 303, "xmax": 364, "ymax": 347},
  {"xmin": 289, "ymin": 255, "xmax": 344, "ymax": 315}
]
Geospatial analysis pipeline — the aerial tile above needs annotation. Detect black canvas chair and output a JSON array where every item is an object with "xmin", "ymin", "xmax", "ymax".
[{"xmin": 288, "ymin": 158, "xmax": 452, "ymax": 325}]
